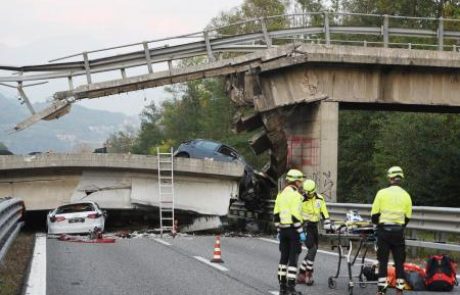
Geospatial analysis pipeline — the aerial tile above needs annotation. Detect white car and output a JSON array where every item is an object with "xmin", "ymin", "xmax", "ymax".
[{"xmin": 47, "ymin": 201, "xmax": 106, "ymax": 235}]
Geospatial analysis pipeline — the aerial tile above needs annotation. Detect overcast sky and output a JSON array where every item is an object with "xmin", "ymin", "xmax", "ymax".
[{"xmin": 0, "ymin": 0, "xmax": 244, "ymax": 116}]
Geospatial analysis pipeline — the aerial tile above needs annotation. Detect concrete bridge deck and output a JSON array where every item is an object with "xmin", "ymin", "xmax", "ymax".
[{"xmin": 0, "ymin": 154, "xmax": 244, "ymax": 214}]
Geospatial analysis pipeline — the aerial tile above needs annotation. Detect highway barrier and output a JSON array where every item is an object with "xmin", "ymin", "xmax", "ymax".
[
  {"xmin": 229, "ymin": 200, "xmax": 460, "ymax": 252},
  {"xmin": 0, "ymin": 197, "xmax": 25, "ymax": 263}
]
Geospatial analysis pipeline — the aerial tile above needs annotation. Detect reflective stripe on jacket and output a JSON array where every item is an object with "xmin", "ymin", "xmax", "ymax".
[
  {"xmin": 274, "ymin": 185, "xmax": 303, "ymax": 227},
  {"xmin": 301, "ymin": 193, "xmax": 329, "ymax": 222}
]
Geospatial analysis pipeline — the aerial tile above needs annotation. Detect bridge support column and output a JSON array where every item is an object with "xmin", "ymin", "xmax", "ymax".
[{"xmin": 284, "ymin": 101, "xmax": 338, "ymax": 201}]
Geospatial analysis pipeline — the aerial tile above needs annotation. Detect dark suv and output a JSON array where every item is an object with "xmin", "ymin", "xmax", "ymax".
[{"xmin": 174, "ymin": 139, "xmax": 275, "ymax": 210}]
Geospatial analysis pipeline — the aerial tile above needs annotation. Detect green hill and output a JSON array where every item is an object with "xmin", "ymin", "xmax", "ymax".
[{"xmin": 0, "ymin": 92, "xmax": 138, "ymax": 154}]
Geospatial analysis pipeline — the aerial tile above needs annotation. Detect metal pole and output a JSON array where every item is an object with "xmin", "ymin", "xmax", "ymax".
[
  {"xmin": 82, "ymin": 52, "xmax": 92, "ymax": 84},
  {"xmin": 203, "ymin": 30, "xmax": 216, "ymax": 62},
  {"xmin": 143, "ymin": 41, "xmax": 154, "ymax": 74},
  {"xmin": 324, "ymin": 12, "xmax": 331, "ymax": 46},
  {"xmin": 383, "ymin": 15, "xmax": 389, "ymax": 48},
  {"xmin": 17, "ymin": 81, "xmax": 36, "ymax": 114},
  {"xmin": 438, "ymin": 17, "xmax": 444, "ymax": 51},
  {"xmin": 260, "ymin": 18, "xmax": 272, "ymax": 48}
]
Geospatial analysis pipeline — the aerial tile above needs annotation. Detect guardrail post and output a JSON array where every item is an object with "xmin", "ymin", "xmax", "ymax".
[
  {"xmin": 82, "ymin": 52, "xmax": 92, "ymax": 84},
  {"xmin": 67, "ymin": 76, "xmax": 74, "ymax": 90},
  {"xmin": 120, "ymin": 68, "xmax": 127, "ymax": 79},
  {"xmin": 168, "ymin": 60, "xmax": 173, "ymax": 75},
  {"xmin": 363, "ymin": 40, "xmax": 367, "ymax": 47},
  {"xmin": 383, "ymin": 14, "xmax": 389, "ymax": 48},
  {"xmin": 409, "ymin": 229, "xmax": 418, "ymax": 257},
  {"xmin": 260, "ymin": 18, "xmax": 272, "ymax": 48},
  {"xmin": 453, "ymin": 44, "xmax": 457, "ymax": 52},
  {"xmin": 408, "ymin": 43, "xmax": 412, "ymax": 50},
  {"xmin": 203, "ymin": 30, "xmax": 216, "ymax": 62},
  {"xmin": 324, "ymin": 12, "xmax": 330, "ymax": 45},
  {"xmin": 143, "ymin": 41, "xmax": 154, "ymax": 74},
  {"xmin": 438, "ymin": 17, "xmax": 444, "ymax": 51}
]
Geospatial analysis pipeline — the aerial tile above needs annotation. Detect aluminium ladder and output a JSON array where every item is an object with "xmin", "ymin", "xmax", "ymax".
[{"xmin": 157, "ymin": 147, "xmax": 175, "ymax": 237}]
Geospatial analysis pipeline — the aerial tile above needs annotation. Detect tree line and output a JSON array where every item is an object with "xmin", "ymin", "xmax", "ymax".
[{"xmin": 106, "ymin": 0, "xmax": 460, "ymax": 207}]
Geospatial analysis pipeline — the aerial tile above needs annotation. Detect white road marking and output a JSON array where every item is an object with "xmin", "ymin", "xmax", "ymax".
[
  {"xmin": 153, "ymin": 238, "xmax": 172, "ymax": 246},
  {"xmin": 193, "ymin": 256, "xmax": 229, "ymax": 272},
  {"xmin": 257, "ymin": 237, "xmax": 378, "ymax": 263},
  {"xmin": 25, "ymin": 234, "xmax": 47, "ymax": 295},
  {"xmin": 269, "ymin": 291, "xmax": 279, "ymax": 295}
]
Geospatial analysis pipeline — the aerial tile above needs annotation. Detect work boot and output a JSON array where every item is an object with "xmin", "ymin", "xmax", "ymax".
[
  {"xmin": 296, "ymin": 272, "xmax": 306, "ymax": 284},
  {"xmin": 305, "ymin": 270, "xmax": 314, "ymax": 286}
]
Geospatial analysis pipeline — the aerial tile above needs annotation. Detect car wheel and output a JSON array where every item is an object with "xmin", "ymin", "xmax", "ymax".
[{"xmin": 175, "ymin": 152, "xmax": 189, "ymax": 158}]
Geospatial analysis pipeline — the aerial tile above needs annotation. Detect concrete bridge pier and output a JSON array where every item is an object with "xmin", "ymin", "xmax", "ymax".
[{"xmin": 285, "ymin": 101, "xmax": 338, "ymax": 201}]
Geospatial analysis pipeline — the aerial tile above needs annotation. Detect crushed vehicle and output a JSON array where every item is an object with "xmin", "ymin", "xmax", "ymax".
[
  {"xmin": 47, "ymin": 201, "xmax": 107, "ymax": 235},
  {"xmin": 174, "ymin": 139, "xmax": 276, "ymax": 210}
]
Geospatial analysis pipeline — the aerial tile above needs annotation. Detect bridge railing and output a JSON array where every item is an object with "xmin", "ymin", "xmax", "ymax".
[
  {"xmin": 0, "ymin": 197, "xmax": 25, "ymax": 264},
  {"xmin": 229, "ymin": 200, "xmax": 460, "ymax": 252},
  {"xmin": 2, "ymin": 12, "xmax": 460, "ymax": 85}
]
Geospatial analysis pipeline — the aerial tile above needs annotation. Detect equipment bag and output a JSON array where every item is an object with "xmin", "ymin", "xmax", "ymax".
[{"xmin": 425, "ymin": 255, "xmax": 458, "ymax": 292}]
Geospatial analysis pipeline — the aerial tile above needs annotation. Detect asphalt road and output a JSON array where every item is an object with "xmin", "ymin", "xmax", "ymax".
[{"xmin": 46, "ymin": 235, "xmax": 459, "ymax": 295}]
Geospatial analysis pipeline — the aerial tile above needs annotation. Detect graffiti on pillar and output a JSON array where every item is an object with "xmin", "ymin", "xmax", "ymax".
[
  {"xmin": 286, "ymin": 135, "xmax": 335, "ymax": 200},
  {"xmin": 311, "ymin": 170, "xmax": 334, "ymax": 201},
  {"xmin": 286, "ymin": 135, "xmax": 319, "ymax": 168}
]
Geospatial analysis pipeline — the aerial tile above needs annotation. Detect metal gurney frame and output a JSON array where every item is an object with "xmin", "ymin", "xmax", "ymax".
[{"xmin": 323, "ymin": 224, "xmax": 377, "ymax": 295}]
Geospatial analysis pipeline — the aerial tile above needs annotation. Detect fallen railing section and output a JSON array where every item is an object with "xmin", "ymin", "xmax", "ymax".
[{"xmin": 0, "ymin": 197, "xmax": 25, "ymax": 263}]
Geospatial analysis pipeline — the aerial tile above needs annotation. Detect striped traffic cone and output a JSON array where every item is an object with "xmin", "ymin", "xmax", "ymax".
[{"xmin": 210, "ymin": 235, "xmax": 224, "ymax": 263}]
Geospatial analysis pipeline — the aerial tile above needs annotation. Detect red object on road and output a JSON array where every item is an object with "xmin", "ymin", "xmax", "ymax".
[
  {"xmin": 58, "ymin": 234, "xmax": 115, "ymax": 244},
  {"xmin": 210, "ymin": 235, "xmax": 224, "ymax": 263}
]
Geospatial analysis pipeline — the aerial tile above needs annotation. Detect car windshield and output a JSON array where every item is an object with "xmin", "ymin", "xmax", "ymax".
[
  {"xmin": 55, "ymin": 203, "xmax": 95, "ymax": 214},
  {"xmin": 195, "ymin": 140, "xmax": 220, "ymax": 151}
]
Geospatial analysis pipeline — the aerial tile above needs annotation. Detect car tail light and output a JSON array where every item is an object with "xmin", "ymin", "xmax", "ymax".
[
  {"xmin": 50, "ymin": 216, "xmax": 66, "ymax": 222},
  {"xmin": 87, "ymin": 213, "xmax": 101, "ymax": 219}
]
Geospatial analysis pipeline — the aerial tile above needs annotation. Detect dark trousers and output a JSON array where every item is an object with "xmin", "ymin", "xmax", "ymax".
[
  {"xmin": 279, "ymin": 227, "xmax": 301, "ymax": 267},
  {"xmin": 377, "ymin": 226, "xmax": 406, "ymax": 279},
  {"xmin": 300, "ymin": 222, "xmax": 319, "ymax": 272}
]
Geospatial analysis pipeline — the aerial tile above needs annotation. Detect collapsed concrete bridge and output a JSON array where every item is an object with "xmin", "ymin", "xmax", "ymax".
[{"xmin": 3, "ymin": 13, "xmax": 460, "ymax": 201}]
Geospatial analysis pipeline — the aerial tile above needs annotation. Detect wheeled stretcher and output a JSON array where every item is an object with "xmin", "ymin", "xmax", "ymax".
[{"xmin": 323, "ymin": 223, "xmax": 377, "ymax": 295}]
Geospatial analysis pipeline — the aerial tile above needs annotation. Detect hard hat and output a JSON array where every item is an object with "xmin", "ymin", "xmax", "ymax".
[
  {"xmin": 285, "ymin": 169, "xmax": 304, "ymax": 182},
  {"xmin": 303, "ymin": 179, "xmax": 316, "ymax": 194},
  {"xmin": 387, "ymin": 166, "xmax": 404, "ymax": 179}
]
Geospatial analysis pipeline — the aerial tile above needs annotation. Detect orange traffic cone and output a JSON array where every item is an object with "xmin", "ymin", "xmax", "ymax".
[{"xmin": 210, "ymin": 235, "xmax": 224, "ymax": 263}]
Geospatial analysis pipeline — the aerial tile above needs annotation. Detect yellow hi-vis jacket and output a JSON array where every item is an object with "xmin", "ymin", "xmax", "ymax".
[
  {"xmin": 274, "ymin": 185, "xmax": 303, "ymax": 231},
  {"xmin": 371, "ymin": 185, "xmax": 412, "ymax": 225},
  {"xmin": 301, "ymin": 193, "xmax": 330, "ymax": 223}
]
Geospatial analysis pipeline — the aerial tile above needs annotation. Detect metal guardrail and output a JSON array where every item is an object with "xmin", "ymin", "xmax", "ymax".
[
  {"xmin": 229, "ymin": 200, "xmax": 460, "ymax": 252},
  {"xmin": 0, "ymin": 197, "xmax": 25, "ymax": 264},
  {"xmin": 1, "ymin": 12, "xmax": 460, "ymax": 85}
]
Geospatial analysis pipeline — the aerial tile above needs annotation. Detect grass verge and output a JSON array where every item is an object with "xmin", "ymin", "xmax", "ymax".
[{"xmin": 0, "ymin": 232, "xmax": 35, "ymax": 295}]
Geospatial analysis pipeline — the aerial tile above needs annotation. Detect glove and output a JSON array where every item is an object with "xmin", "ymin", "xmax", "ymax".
[
  {"xmin": 299, "ymin": 232, "xmax": 307, "ymax": 242},
  {"xmin": 323, "ymin": 219, "xmax": 332, "ymax": 231},
  {"xmin": 276, "ymin": 233, "xmax": 280, "ymax": 241}
]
